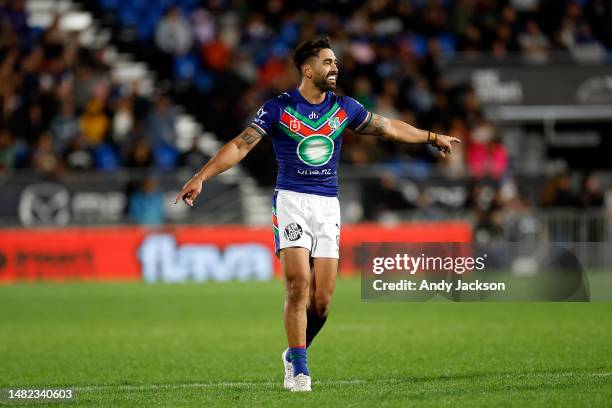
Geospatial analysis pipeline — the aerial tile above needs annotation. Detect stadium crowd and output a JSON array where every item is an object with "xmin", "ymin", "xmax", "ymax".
[
  {"xmin": 131, "ymin": 0, "xmax": 610, "ymax": 182},
  {"xmin": 0, "ymin": 0, "xmax": 609, "ymax": 220},
  {"xmin": 0, "ymin": 1, "xmax": 207, "ymax": 176}
]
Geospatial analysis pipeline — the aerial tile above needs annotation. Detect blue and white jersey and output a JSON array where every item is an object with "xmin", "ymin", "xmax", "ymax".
[{"xmin": 249, "ymin": 89, "xmax": 371, "ymax": 197}]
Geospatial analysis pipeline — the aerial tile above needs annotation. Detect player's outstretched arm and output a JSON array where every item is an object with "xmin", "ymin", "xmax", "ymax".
[
  {"xmin": 174, "ymin": 127, "xmax": 262, "ymax": 206},
  {"xmin": 359, "ymin": 113, "xmax": 460, "ymax": 158}
]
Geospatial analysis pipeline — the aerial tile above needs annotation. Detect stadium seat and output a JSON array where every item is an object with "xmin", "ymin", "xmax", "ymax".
[
  {"xmin": 137, "ymin": 13, "xmax": 160, "ymax": 40},
  {"xmin": 100, "ymin": 0, "xmax": 120, "ymax": 11},
  {"xmin": 94, "ymin": 143, "xmax": 121, "ymax": 171},
  {"xmin": 409, "ymin": 35, "xmax": 428, "ymax": 59},
  {"xmin": 174, "ymin": 54, "xmax": 200, "ymax": 80},
  {"xmin": 438, "ymin": 34, "xmax": 457, "ymax": 58},
  {"xmin": 118, "ymin": 6, "xmax": 140, "ymax": 27},
  {"xmin": 280, "ymin": 22, "xmax": 300, "ymax": 45},
  {"xmin": 152, "ymin": 142, "xmax": 179, "ymax": 170},
  {"xmin": 195, "ymin": 71, "xmax": 213, "ymax": 93}
]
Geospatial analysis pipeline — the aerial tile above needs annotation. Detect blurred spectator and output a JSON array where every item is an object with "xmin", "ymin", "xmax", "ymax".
[
  {"xmin": 80, "ymin": 99, "xmax": 109, "ymax": 146},
  {"xmin": 352, "ymin": 76, "xmax": 375, "ymax": 111},
  {"xmin": 460, "ymin": 89, "xmax": 481, "ymax": 128},
  {"xmin": 407, "ymin": 79, "xmax": 434, "ymax": 114},
  {"xmin": 375, "ymin": 94, "xmax": 399, "ymax": 120},
  {"xmin": 50, "ymin": 100, "xmax": 80, "ymax": 153},
  {"xmin": 0, "ymin": 127, "xmax": 16, "ymax": 171},
  {"xmin": 128, "ymin": 139, "xmax": 153, "ymax": 168},
  {"xmin": 440, "ymin": 118, "xmax": 467, "ymax": 178},
  {"xmin": 201, "ymin": 34, "xmax": 231, "ymax": 71},
  {"xmin": 541, "ymin": 173, "xmax": 582, "ymax": 207},
  {"xmin": 424, "ymin": 92, "xmax": 452, "ymax": 129},
  {"xmin": 582, "ymin": 173, "xmax": 604, "ymax": 207},
  {"xmin": 144, "ymin": 94, "xmax": 177, "ymax": 146},
  {"xmin": 258, "ymin": 56, "xmax": 292, "ymax": 91},
  {"xmin": 191, "ymin": 8, "xmax": 215, "ymax": 45},
  {"xmin": 1, "ymin": 0, "xmax": 29, "ymax": 46},
  {"xmin": 585, "ymin": 0, "xmax": 612, "ymax": 50},
  {"xmin": 111, "ymin": 97, "xmax": 135, "ymax": 149},
  {"xmin": 458, "ymin": 23, "xmax": 483, "ymax": 54},
  {"xmin": 570, "ymin": 24, "xmax": 606, "ymax": 62},
  {"xmin": 155, "ymin": 6, "xmax": 193, "ymax": 57},
  {"xmin": 13, "ymin": 103, "xmax": 46, "ymax": 146},
  {"xmin": 232, "ymin": 51, "xmax": 258, "ymax": 84},
  {"xmin": 466, "ymin": 120, "xmax": 508, "ymax": 180},
  {"xmin": 129, "ymin": 176, "xmax": 165, "ymax": 225},
  {"xmin": 581, "ymin": 173, "xmax": 605, "ymax": 241},
  {"xmin": 518, "ymin": 20, "xmax": 550, "ymax": 62},
  {"xmin": 30, "ymin": 132, "xmax": 61, "ymax": 174},
  {"xmin": 63, "ymin": 136, "xmax": 94, "ymax": 171},
  {"xmin": 510, "ymin": 0, "xmax": 539, "ymax": 14},
  {"xmin": 465, "ymin": 181, "xmax": 498, "ymax": 213}
]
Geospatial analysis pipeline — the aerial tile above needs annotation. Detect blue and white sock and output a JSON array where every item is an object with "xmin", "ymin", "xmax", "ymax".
[
  {"xmin": 285, "ymin": 342, "xmax": 311, "ymax": 362},
  {"xmin": 288, "ymin": 346, "xmax": 309, "ymax": 376}
]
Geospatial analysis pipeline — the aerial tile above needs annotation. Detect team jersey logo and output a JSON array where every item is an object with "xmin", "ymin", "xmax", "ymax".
[
  {"xmin": 328, "ymin": 116, "xmax": 340, "ymax": 130},
  {"xmin": 296, "ymin": 135, "xmax": 334, "ymax": 166},
  {"xmin": 290, "ymin": 119, "xmax": 301, "ymax": 133}
]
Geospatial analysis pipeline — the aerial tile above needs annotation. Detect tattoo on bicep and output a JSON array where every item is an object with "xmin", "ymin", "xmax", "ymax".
[
  {"xmin": 240, "ymin": 127, "xmax": 262, "ymax": 145},
  {"xmin": 362, "ymin": 114, "xmax": 390, "ymax": 136}
]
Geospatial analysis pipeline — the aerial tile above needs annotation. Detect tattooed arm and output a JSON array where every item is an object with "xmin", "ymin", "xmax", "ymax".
[
  {"xmin": 175, "ymin": 127, "xmax": 262, "ymax": 206},
  {"xmin": 359, "ymin": 113, "xmax": 460, "ymax": 158}
]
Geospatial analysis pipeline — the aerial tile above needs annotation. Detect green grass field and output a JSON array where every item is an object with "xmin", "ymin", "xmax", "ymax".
[{"xmin": 1, "ymin": 279, "xmax": 611, "ymax": 407}]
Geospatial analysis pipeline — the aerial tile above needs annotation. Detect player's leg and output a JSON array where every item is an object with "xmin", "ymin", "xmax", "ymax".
[
  {"xmin": 307, "ymin": 257, "xmax": 338, "ymax": 347},
  {"xmin": 281, "ymin": 247, "xmax": 311, "ymax": 348},
  {"xmin": 280, "ymin": 247, "xmax": 312, "ymax": 391},
  {"xmin": 306, "ymin": 194, "xmax": 341, "ymax": 347},
  {"xmin": 275, "ymin": 190, "xmax": 326, "ymax": 391}
]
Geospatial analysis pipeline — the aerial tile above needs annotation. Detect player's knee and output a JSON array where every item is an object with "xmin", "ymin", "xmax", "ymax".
[
  {"xmin": 286, "ymin": 274, "xmax": 309, "ymax": 303},
  {"xmin": 311, "ymin": 293, "xmax": 331, "ymax": 317}
]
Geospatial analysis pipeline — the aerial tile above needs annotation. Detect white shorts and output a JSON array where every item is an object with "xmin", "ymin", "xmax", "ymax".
[{"xmin": 272, "ymin": 189, "xmax": 341, "ymax": 258}]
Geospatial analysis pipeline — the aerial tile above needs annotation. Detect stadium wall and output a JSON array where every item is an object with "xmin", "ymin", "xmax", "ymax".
[{"xmin": 0, "ymin": 223, "xmax": 472, "ymax": 283}]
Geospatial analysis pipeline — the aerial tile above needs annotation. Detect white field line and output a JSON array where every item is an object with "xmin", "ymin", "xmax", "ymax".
[
  {"xmin": 74, "ymin": 379, "xmax": 365, "ymax": 392},
  {"xmin": 71, "ymin": 372, "xmax": 612, "ymax": 392}
]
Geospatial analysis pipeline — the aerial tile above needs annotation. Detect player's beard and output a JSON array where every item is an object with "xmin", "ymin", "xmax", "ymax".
[{"xmin": 314, "ymin": 72, "xmax": 337, "ymax": 92}]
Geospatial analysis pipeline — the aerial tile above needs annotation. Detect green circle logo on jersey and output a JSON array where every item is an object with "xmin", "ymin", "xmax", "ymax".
[{"xmin": 296, "ymin": 135, "xmax": 334, "ymax": 166}]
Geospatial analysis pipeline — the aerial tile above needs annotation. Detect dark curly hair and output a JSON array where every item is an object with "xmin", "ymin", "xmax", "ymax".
[{"xmin": 292, "ymin": 37, "xmax": 332, "ymax": 73}]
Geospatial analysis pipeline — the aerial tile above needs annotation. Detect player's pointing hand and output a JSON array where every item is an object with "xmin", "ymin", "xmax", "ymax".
[
  {"xmin": 432, "ymin": 134, "xmax": 461, "ymax": 158},
  {"xmin": 174, "ymin": 176, "xmax": 203, "ymax": 207}
]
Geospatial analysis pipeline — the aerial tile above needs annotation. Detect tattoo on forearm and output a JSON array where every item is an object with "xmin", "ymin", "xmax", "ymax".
[
  {"xmin": 362, "ymin": 114, "xmax": 390, "ymax": 137},
  {"xmin": 240, "ymin": 127, "xmax": 261, "ymax": 145}
]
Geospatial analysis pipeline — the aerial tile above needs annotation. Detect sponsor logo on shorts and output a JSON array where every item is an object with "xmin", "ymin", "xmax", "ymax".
[{"xmin": 284, "ymin": 223, "xmax": 303, "ymax": 241}]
